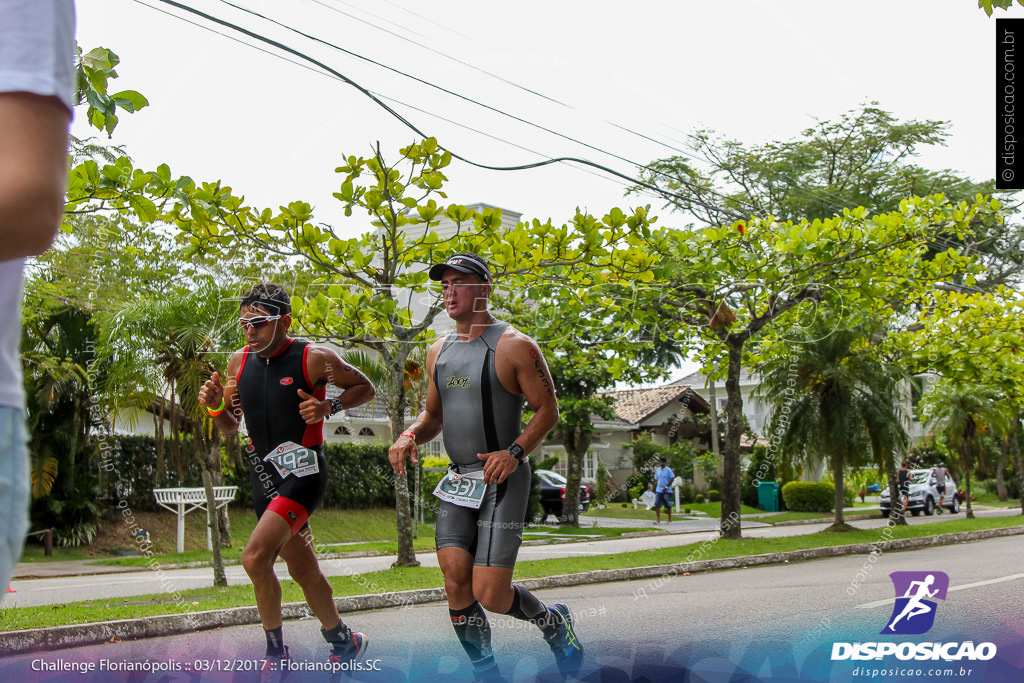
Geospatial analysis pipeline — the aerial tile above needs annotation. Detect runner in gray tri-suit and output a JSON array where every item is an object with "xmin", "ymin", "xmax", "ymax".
[{"xmin": 389, "ymin": 253, "xmax": 583, "ymax": 680}]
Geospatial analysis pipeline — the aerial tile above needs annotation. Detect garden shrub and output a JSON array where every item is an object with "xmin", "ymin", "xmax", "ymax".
[{"xmin": 781, "ymin": 481, "xmax": 835, "ymax": 512}]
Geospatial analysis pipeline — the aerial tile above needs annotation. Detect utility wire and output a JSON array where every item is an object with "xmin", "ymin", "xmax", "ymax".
[
  {"xmin": 150, "ymin": 0, "xmax": 745, "ymax": 221},
  {"xmin": 215, "ymin": 0, "xmax": 659, "ymax": 180},
  {"xmin": 132, "ymin": 0, "xmax": 635, "ymax": 200},
  {"xmin": 303, "ymin": 0, "xmax": 567, "ymax": 108},
  {"xmin": 229, "ymin": 0, "xmax": 751, "ymax": 214}
]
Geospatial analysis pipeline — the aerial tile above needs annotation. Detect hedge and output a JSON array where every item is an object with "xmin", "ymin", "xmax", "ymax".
[
  {"xmin": 95, "ymin": 436, "xmax": 397, "ymax": 512},
  {"xmin": 781, "ymin": 481, "xmax": 835, "ymax": 512},
  {"xmin": 226, "ymin": 443, "xmax": 397, "ymax": 510}
]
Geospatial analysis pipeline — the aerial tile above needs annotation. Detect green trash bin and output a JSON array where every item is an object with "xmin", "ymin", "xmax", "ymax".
[{"xmin": 757, "ymin": 481, "xmax": 779, "ymax": 512}]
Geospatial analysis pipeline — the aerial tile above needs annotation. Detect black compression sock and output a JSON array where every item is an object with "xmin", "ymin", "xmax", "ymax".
[
  {"xmin": 321, "ymin": 622, "xmax": 351, "ymax": 647},
  {"xmin": 449, "ymin": 602, "xmax": 495, "ymax": 672},
  {"xmin": 506, "ymin": 585, "xmax": 558, "ymax": 635},
  {"xmin": 264, "ymin": 626, "xmax": 285, "ymax": 658}
]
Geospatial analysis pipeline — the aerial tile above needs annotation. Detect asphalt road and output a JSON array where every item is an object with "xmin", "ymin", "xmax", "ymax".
[
  {"xmin": 1, "ymin": 533, "xmax": 1021, "ymax": 682},
  {"xmin": 2, "ymin": 508, "xmax": 1017, "ymax": 609}
]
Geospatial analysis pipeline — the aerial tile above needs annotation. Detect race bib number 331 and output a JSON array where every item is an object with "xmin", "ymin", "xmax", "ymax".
[{"xmin": 433, "ymin": 470, "xmax": 486, "ymax": 509}]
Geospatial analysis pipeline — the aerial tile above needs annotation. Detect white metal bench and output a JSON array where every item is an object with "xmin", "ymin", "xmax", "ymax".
[{"xmin": 153, "ymin": 487, "xmax": 238, "ymax": 554}]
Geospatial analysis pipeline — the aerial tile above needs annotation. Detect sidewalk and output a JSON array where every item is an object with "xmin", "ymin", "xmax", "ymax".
[
  {"xmin": 10, "ymin": 510, "xmax": 766, "ymax": 580},
  {"xmin": 4, "ymin": 504, "xmax": 928, "ymax": 580}
]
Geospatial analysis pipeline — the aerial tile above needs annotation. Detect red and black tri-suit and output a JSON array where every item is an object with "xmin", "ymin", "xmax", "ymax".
[{"xmin": 235, "ymin": 338, "xmax": 328, "ymax": 535}]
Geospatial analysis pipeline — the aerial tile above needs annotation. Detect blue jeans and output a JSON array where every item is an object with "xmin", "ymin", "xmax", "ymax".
[{"xmin": 0, "ymin": 406, "xmax": 29, "ymax": 598}]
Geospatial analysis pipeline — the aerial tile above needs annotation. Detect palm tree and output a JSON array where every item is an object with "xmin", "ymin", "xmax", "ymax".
[
  {"xmin": 920, "ymin": 381, "xmax": 1011, "ymax": 519},
  {"xmin": 756, "ymin": 316, "xmax": 909, "ymax": 530},
  {"xmin": 21, "ymin": 304, "xmax": 101, "ymax": 546},
  {"xmin": 97, "ymin": 284, "xmax": 243, "ymax": 585}
]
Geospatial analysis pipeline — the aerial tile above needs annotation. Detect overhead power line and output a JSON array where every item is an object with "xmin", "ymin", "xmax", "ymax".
[{"xmin": 147, "ymin": 0, "xmax": 745, "ymax": 221}]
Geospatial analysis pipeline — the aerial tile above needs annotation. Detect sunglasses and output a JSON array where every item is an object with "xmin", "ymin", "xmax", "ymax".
[{"xmin": 238, "ymin": 315, "xmax": 281, "ymax": 330}]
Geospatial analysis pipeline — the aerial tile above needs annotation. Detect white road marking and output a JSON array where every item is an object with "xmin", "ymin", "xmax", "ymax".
[{"xmin": 857, "ymin": 572, "xmax": 1024, "ymax": 609}]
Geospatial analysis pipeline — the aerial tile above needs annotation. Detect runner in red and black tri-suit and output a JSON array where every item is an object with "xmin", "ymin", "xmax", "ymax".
[{"xmin": 199, "ymin": 283, "xmax": 375, "ymax": 673}]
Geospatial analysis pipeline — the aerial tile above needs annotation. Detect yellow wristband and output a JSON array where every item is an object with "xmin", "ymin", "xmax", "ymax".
[{"xmin": 207, "ymin": 397, "xmax": 226, "ymax": 416}]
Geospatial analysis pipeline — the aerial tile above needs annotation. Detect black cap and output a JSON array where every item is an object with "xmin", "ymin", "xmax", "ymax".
[{"xmin": 428, "ymin": 253, "xmax": 491, "ymax": 282}]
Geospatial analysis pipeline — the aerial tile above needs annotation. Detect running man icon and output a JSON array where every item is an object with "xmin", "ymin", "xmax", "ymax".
[{"xmin": 882, "ymin": 571, "xmax": 950, "ymax": 635}]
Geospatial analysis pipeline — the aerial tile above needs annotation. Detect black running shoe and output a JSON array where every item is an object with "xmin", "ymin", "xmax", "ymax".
[
  {"xmin": 544, "ymin": 604, "xmax": 583, "ymax": 677},
  {"xmin": 471, "ymin": 655, "xmax": 502, "ymax": 681},
  {"xmin": 329, "ymin": 630, "xmax": 368, "ymax": 664},
  {"xmin": 258, "ymin": 646, "xmax": 289, "ymax": 683}
]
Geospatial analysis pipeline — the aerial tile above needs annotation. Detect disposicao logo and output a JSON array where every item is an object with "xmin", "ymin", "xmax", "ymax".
[
  {"xmin": 832, "ymin": 570, "xmax": 997, "ymax": 663},
  {"xmin": 882, "ymin": 570, "xmax": 949, "ymax": 635}
]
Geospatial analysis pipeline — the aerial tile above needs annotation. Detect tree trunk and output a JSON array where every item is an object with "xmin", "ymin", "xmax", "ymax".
[
  {"xmin": 201, "ymin": 441, "xmax": 227, "ymax": 587},
  {"xmin": 886, "ymin": 460, "xmax": 908, "ymax": 526},
  {"xmin": 562, "ymin": 425, "xmax": 589, "ymax": 527},
  {"xmin": 155, "ymin": 402, "xmax": 165, "ymax": 482},
  {"xmin": 210, "ymin": 437, "xmax": 231, "ymax": 548},
  {"xmin": 963, "ymin": 443, "xmax": 975, "ymax": 520},
  {"xmin": 832, "ymin": 455, "xmax": 845, "ymax": 527},
  {"xmin": 720, "ymin": 340, "xmax": 745, "ymax": 539},
  {"xmin": 708, "ymin": 373, "xmax": 721, "ymax": 458},
  {"xmin": 388, "ymin": 355, "xmax": 419, "ymax": 567},
  {"xmin": 996, "ymin": 439, "xmax": 1009, "ymax": 502},
  {"xmin": 1012, "ymin": 417, "xmax": 1024, "ymax": 516}
]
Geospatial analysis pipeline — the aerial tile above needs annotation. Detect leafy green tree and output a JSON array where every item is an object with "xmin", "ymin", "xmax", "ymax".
[
  {"xmin": 642, "ymin": 195, "xmax": 993, "ymax": 539},
  {"xmin": 756, "ymin": 315, "xmax": 909, "ymax": 530},
  {"xmin": 171, "ymin": 139, "xmax": 658, "ymax": 563},
  {"xmin": 21, "ymin": 305, "xmax": 100, "ymax": 546},
  {"xmin": 920, "ymin": 381, "xmax": 1012, "ymax": 518},
  {"xmin": 74, "ymin": 45, "xmax": 148, "ymax": 137},
  {"xmin": 500, "ymin": 276, "xmax": 669, "ymax": 525},
  {"xmin": 633, "ymin": 105, "xmax": 1000, "ymax": 224},
  {"xmin": 632, "ymin": 104, "xmax": 1022, "ymax": 288},
  {"xmin": 891, "ymin": 286, "xmax": 1024, "ymax": 515},
  {"xmin": 980, "ymin": 0, "xmax": 1024, "ymax": 15},
  {"xmin": 632, "ymin": 104, "xmax": 1010, "ymax": 538},
  {"xmin": 96, "ymin": 285, "xmax": 243, "ymax": 585}
]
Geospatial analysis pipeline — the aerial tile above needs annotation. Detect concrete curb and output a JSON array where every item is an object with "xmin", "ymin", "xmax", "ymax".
[{"xmin": 3, "ymin": 525, "xmax": 1021, "ymax": 657}]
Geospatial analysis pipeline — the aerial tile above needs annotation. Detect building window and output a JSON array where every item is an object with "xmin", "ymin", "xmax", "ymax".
[
  {"xmin": 334, "ymin": 426, "xmax": 351, "ymax": 436},
  {"xmin": 358, "ymin": 427, "xmax": 375, "ymax": 437},
  {"xmin": 550, "ymin": 451, "xmax": 599, "ymax": 480},
  {"xmin": 426, "ymin": 439, "xmax": 445, "ymax": 459}
]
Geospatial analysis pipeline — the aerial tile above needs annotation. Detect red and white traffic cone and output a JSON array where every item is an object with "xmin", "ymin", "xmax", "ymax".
[{"xmin": 5, "ymin": 584, "xmax": 14, "ymax": 593}]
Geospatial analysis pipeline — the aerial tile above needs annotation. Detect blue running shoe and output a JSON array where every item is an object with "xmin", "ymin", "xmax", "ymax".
[{"xmin": 544, "ymin": 604, "xmax": 583, "ymax": 677}]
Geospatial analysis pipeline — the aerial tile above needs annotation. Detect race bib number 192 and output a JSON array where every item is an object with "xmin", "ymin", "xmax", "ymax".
[{"xmin": 264, "ymin": 441, "xmax": 319, "ymax": 478}]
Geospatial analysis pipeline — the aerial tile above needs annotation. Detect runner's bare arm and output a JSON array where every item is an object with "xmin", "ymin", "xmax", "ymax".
[
  {"xmin": 297, "ymin": 346, "xmax": 376, "ymax": 424},
  {"xmin": 388, "ymin": 340, "xmax": 444, "ymax": 476},
  {"xmin": 0, "ymin": 93, "xmax": 70, "ymax": 260},
  {"xmin": 199, "ymin": 349, "xmax": 245, "ymax": 435},
  {"xmin": 479, "ymin": 333, "xmax": 559, "ymax": 484}
]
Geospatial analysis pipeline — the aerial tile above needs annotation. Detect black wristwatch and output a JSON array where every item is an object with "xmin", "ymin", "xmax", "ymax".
[
  {"xmin": 506, "ymin": 442, "xmax": 526, "ymax": 465},
  {"xmin": 329, "ymin": 397, "xmax": 344, "ymax": 415}
]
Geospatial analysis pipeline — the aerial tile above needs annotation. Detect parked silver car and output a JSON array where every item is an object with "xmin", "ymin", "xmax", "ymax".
[{"xmin": 879, "ymin": 468, "xmax": 960, "ymax": 517}]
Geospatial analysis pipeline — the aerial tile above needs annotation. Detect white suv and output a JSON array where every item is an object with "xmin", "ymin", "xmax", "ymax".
[{"xmin": 879, "ymin": 468, "xmax": 960, "ymax": 517}]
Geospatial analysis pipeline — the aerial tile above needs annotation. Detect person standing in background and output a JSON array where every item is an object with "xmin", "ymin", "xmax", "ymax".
[{"xmin": 652, "ymin": 457, "xmax": 675, "ymax": 524}]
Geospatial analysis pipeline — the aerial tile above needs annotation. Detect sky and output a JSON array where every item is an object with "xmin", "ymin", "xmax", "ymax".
[
  {"xmin": 71, "ymin": 0, "xmax": 1024, "ymax": 380},
  {"xmin": 73, "ymin": 0, "xmax": 1020, "ymax": 231}
]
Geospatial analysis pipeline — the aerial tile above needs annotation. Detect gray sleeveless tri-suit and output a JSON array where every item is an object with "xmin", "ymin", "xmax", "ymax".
[{"xmin": 433, "ymin": 320, "xmax": 531, "ymax": 568}]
